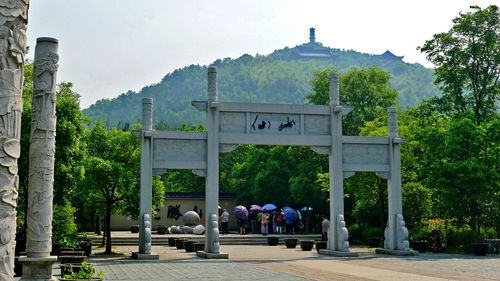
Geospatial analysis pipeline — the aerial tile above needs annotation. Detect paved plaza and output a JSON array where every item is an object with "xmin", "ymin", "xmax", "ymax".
[{"xmin": 77, "ymin": 245, "xmax": 500, "ymax": 281}]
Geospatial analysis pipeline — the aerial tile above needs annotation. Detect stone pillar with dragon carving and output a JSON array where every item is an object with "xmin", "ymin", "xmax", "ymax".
[
  {"xmin": 19, "ymin": 37, "xmax": 59, "ymax": 281},
  {"xmin": 0, "ymin": 1, "xmax": 29, "ymax": 280}
]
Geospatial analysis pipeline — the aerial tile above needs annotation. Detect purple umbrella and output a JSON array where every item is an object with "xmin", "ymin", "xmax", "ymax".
[
  {"xmin": 250, "ymin": 204, "xmax": 263, "ymax": 211},
  {"xmin": 234, "ymin": 205, "xmax": 249, "ymax": 219}
]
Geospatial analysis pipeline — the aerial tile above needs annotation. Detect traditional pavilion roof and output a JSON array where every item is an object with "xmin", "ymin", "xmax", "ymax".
[{"xmin": 376, "ymin": 50, "xmax": 404, "ymax": 61}]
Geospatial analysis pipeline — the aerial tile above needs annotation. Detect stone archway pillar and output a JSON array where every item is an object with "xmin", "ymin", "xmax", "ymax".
[
  {"xmin": 0, "ymin": 1, "xmax": 29, "ymax": 279},
  {"xmin": 376, "ymin": 108, "xmax": 413, "ymax": 255},
  {"xmin": 20, "ymin": 37, "xmax": 59, "ymax": 281}
]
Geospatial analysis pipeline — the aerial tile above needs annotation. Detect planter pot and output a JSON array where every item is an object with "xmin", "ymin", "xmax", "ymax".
[
  {"xmin": 79, "ymin": 241, "xmax": 92, "ymax": 257},
  {"xmin": 410, "ymin": 240, "xmax": 428, "ymax": 253},
  {"xmin": 130, "ymin": 225, "xmax": 139, "ymax": 233},
  {"xmin": 168, "ymin": 237, "xmax": 176, "ymax": 247},
  {"xmin": 367, "ymin": 237, "xmax": 381, "ymax": 248},
  {"xmin": 285, "ymin": 238, "xmax": 298, "ymax": 248},
  {"xmin": 300, "ymin": 240, "xmax": 314, "ymax": 251},
  {"xmin": 184, "ymin": 241, "xmax": 195, "ymax": 252},
  {"xmin": 194, "ymin": 243, "xmax": 205, "ymax": 252},
  {"xmin": 59, "ymin": 256, "xmax": 86, "ymax": 265},
  {"xmin": 157, "ymin": 226, "xmax": 168, "ymax": 235},
  {"xmin": 175, "ymin": 239, "xmax": 185, "ymax": 250},
  {"xmin": 267, "ymin": 236, "xmax": 279, "ymax": 246},
  {"xmin": 472, "ymin": 243, "xmax": 488, "ymax": 256},
  {"xmin": 60, "ymin": 251, "xmax": 85, "ymax": 256},
  {"xmin": 51, "ymin": 244, "xmax": 61, "ymax": 256},
  {"xmin": 315, "ymin": 241, "xmax": 327, "ymax": 252}
]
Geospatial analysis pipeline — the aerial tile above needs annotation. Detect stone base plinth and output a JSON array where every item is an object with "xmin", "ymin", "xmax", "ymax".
[
  {"xmin": 375, "ymin": 248, "xmax": 419, "ymax": 256},
  {"xmin": 131, "ymin": 252, "xmax": 159, "ymax": 260},
  {"xmin": 19, "ymin": 256, "xmax": 58, "ymax": 281},
  {"xmin": 318, "ymin": 249, "xmax": 359, "ymax": 257},
  {"xmin": 196, "ymin": 251, "xmax": 229, "ymax": 259}
]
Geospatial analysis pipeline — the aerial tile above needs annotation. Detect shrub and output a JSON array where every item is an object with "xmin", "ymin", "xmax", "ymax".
[
  {"xmin": 53, "ymin": 202, "xmax": 78, "ymax": 243},
  {"xmin": 63, "ymin": 261, "xmax": 104, "ymax": 280}
]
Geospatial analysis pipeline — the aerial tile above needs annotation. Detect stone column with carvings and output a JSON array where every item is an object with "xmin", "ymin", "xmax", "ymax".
[
  {"xmin": 383, "ymin": 107, "xmax": 409, "ymax": 251},
  {"xmin": 204, "ymin": 66, "xmax": 220, "ymax": 254},
  {"xmin": 0, "ymin": 1, "xmax": 29, "ymax": 280},
  {"xmin": 132, "ymin": 98, "xmax": 158, "ymax": 260},
  {"xmin": 20, "ymin": 37, "xmax": 59, "ymax": 281},
  {"xmin": 328, "ymin": 73, "xmax": 348, "ymax": 252}
]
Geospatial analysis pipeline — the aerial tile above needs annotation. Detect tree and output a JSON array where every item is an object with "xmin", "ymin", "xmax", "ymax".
[
  {"xmin": 416, "ymin": 116, "xmax": 498, "ymax": 235},
  {"xmin": 79, "ymin": 122, "xmax": 165, "ymax": 254},
  {"xmin": 306, "ymin": 67, "xmax": 398, "ymax": 135},
  {"xmin": 418, "ymin": 5, "xmax": 499, "ymax": 125}
]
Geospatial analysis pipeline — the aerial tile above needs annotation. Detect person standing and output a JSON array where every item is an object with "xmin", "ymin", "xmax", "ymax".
[
  {"xmin": 321, "ymin": 216, "xmax": 330, "ymax": 241},
  {"xmin": 221, "ymin": 209, "xmax": 229, "ymax": 235},
  {"xmin": 261, "ymin": 212, "xmax": 270, "ymax": 235}
]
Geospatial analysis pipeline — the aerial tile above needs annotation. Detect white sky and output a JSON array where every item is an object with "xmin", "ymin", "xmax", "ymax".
[{"xmin": 26, "ymin": 0, "xmax": 497, "ymax": 109}]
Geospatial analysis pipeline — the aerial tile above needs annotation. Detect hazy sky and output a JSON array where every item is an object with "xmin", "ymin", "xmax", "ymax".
[{"xmin": 26, "ymin": 1, "xmax": 496, "ymax": 108}]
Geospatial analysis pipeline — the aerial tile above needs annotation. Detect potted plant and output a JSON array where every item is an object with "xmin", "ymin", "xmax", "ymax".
[
  {"xmin": 175, "ymin": 239, "xmax": 185, "ymax": 250},
  {"xmin": 194, "ymin": 243, "xmax": 205, "ymax": 252},
  {"xmin": 300, "ymin": 240, "xmax": 314, "ymax": 251},
  {"xmin": 60, "ymin": 261, "xmax": 104, "ymax": 281},
  {"xmin": 284, "ymin": 238, "xmax": 298, "ymax": 248},
  {"xmin": 471, "ymin": 242, "xmax": 489, "ymax": 256},
  {"xmin": 267, "ymin": 236, "xmax": 279, "ymax": 246},
  {"xmin": 410, "ymin": 240, "xmax": 428, "ymax": 252},
  {"xmin": 183, "ymin": 241, "xmax": 195, "ymax": 252},
  {"xmin": 59, "ymin": 236, "xmax": 80, "ymax": 251}
]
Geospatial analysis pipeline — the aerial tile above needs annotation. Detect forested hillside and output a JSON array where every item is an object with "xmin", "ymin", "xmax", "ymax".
[{"xmin": 83, "ymin": 43, "xmax": 439, "ymax": 128}]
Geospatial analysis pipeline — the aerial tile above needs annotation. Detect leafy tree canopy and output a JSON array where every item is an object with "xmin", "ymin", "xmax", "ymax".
[{"xmin": 419, "ymin": 5, "xmax": 499, "ymax": 125}]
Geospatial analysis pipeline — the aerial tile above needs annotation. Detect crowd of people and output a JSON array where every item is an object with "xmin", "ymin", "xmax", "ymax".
[{"xmin": 219, "ymin": 206, "xmax": 326, "ymax": 236}]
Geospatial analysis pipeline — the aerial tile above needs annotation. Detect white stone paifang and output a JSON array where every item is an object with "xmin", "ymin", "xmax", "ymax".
[{"xmin": 0, "ymin": 1, "xmax": 29, "ymax": 280}]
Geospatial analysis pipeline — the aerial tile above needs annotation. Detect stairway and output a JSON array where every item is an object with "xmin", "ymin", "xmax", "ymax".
[{"xmin": 91, "ymin": 233, "xmax": 321, "ymax": 246}]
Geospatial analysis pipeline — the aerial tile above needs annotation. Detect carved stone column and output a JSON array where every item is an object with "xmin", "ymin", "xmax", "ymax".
[
  {"xmin": 19, "ymin": 37, "xmax": 59, "ymax": 281},
  {"xmin": 0, "ymin": 1, "xmax": 29, "ymax": 280}
]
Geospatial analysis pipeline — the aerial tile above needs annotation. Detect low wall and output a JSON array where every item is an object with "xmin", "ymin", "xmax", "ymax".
[{"xmin": 111, "ymin": 193, "xmax": 238, "ymax": 231}]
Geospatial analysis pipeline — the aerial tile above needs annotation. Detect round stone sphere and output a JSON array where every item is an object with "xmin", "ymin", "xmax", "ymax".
[{"xmin": 183, "ymin": 211, "xmax": 200, "ymax": 226}]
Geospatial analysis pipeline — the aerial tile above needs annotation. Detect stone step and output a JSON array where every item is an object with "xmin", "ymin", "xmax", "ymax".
[{"xmin": 91, "ymin": 234, "xmax": 321, "ymax": 246}]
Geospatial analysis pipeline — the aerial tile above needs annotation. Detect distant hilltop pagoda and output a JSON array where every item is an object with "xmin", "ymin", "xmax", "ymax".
[{"xmin": 276, "ymin": 27, "xmax": 404, "ymax": 62}]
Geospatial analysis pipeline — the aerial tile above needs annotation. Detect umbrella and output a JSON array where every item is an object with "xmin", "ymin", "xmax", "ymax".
[
  {"xmin": 282, "ymin": 206, "xmax": 293, "ymax": 211},
  {"xmin": 234, "ymin": 205, "xmax": 248, "ymax": 219},
  {"xmin": 250, "ymin": 204, "xmax": 263, "ymax": 211},
  {"xmin": 262, "ymin": 203, "xmax": 277, "ymax": 211},
  {"xmin": 300, "ymin": 206, "xmax": 313, "ymax": 212},
  {"xmin": 284, "ymin": 208, "xmax": 298, "ymax": 218}
]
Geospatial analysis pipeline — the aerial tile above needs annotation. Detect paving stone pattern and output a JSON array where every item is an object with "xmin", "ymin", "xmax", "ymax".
[{"xmin": 93, "ymin": 259, "xmax": 311, "ymax": 281}]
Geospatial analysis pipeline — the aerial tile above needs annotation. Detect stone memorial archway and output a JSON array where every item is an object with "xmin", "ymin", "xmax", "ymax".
[{"xmin": 135, "ymin": 66, "xmax": 413, "ymax": 259}]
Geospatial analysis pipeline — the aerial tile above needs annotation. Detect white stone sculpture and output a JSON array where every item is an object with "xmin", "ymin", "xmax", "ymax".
[
  {"xmin": 0, "ymin": 1, "xmax": 29, "ymax": 279},
  {"xmin": 337, "ymin": 215, "xmax": 350, "ymax": 252},
  {"xmin": 193, "ymin": 225, "xmax": 205, "ymax": 235},
  {"xmin": 182, "ymin": 211, "xmax": 200, "ymax": 226},
  {"xmin": 179, "ymin": 225, "xmax": 194, "ymax": 234},
  {"xmin": 209, "ymin": 214, "xmax": 220, "ymax": 254},
  {"xmin": 396, "ymin": 213, "xmax": 409, "ymax": 250},
  {"xmin": 143, "ymin": 214, "xmax": 152, "ymax": 254}
]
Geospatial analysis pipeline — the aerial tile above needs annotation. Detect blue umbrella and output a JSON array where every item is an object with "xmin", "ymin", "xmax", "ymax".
[
  {"xmin": 234, "ymin": 205, "xmax": 249, "ymax": 219},
  {"xmin": 262, "ymin": 203, "xmax": 277, "ymax": 211},
  {"xmin": 300, "ymin": 206, "xmax": 313, "ymax": 212},
  {"xmin": 284, "ymin": 208, "xmax": 298, "ymax": 220}
]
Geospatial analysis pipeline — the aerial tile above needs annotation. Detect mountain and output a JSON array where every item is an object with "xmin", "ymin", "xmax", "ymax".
[{"xmin": 83, "ymin": 34, "xmax": 439, "ymax": 128}]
